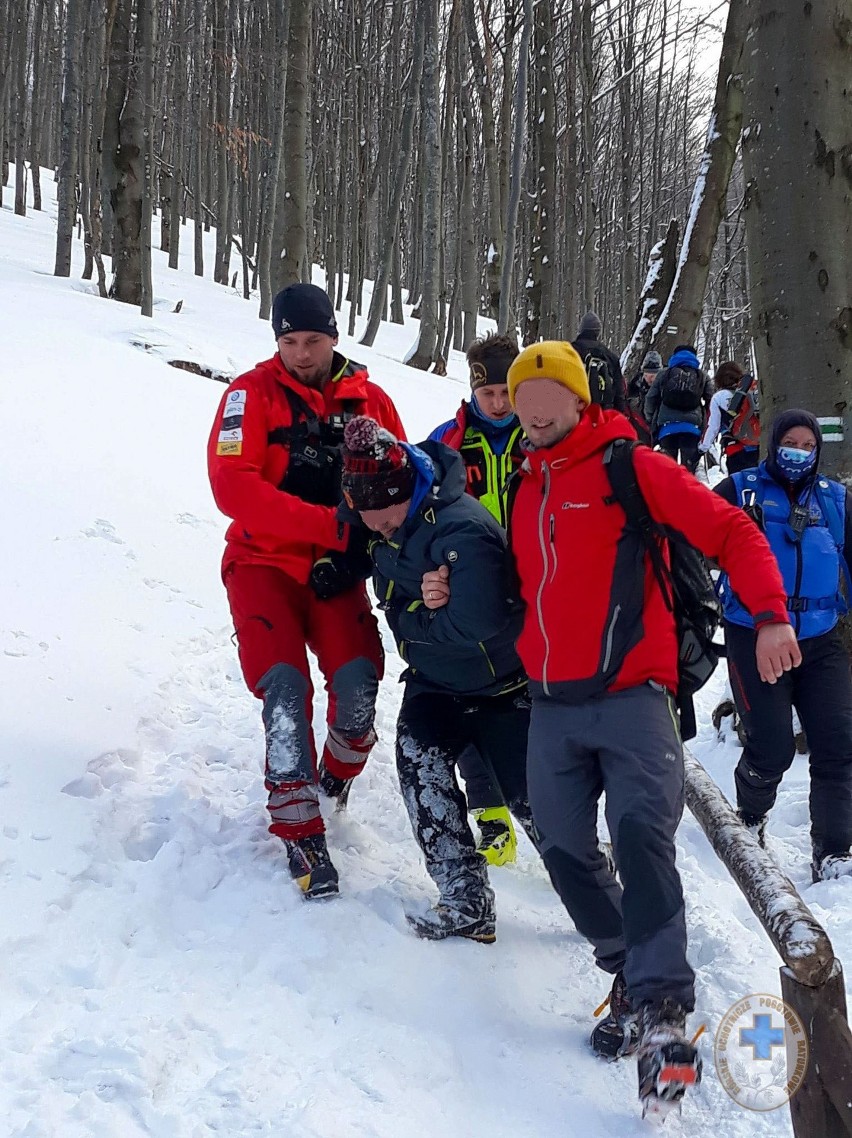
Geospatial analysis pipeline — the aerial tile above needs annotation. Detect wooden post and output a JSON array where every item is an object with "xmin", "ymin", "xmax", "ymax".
[{"xmin": 780, "ymin": 963, "xmax": 852, "ymax": 1138}]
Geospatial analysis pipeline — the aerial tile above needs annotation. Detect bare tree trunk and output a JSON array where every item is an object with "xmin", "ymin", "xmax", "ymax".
[
  {"xmin": 458, "ymin": 32, "xmax": 478, "ymax": 350},
  {"xmin": 360, "ymin": 0, "xmax": 426, "ymax": 347},
  {"xmin": 29, "ymin": 0, "xmax": 46, "ymax": 210},
  {"xmin": 652, "ymin": 0, "xmax": 748, "ymax": 360},
  {"xmin": 54, "ymin": 0, "xmax": 82, "ymax": 276},
  {"xmin": 212, "ymin": 0, "xmax": 231, "ymax": 284},
  {"xmin": 192, "ymin": 0, "xmax": 204, "ymax": 277},
  {"xmin": 406, "ymin": 0, "xmax": 442, "ymax": 369},
  {"xmin": 274, "ymin": 0, "xmax": 312, "ymax": 290},
  {"xmin": 464, "ymin": 0, "xmax": 502, "ymax": 317},
  {"xmin": 498, "ymin": 0, "xmax": 532, "ymax": 334},
  {"xmin": 621, "ymin": 217, "xmax": 680, "ymax": 380},
  {"xmin": 742, "ymin": 0, "xmax": 852, "ymax": 478},
  {"xmin": 138, "ymin": 0, "xmax": 155, "ymax": 316},
  {"xmin": 526, "ymin": 0, "xmax": 556, "ymax": 342},
  {"xmin": 257, "ymin": 0, "xmax": 290, "ymax": 319},
  {"xmin": 12, "ymin": 0, "xmax": 28, "ymax": 216},
  {"xmin": 109, "ymin": 0, "xmax": 144, "ymax": 307},
  {"xmin": 579, "ymin": 0, "xmax": 596, "ymax": 312}
]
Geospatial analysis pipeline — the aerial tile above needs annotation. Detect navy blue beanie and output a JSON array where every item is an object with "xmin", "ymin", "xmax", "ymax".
[
  {"xmin": 765, "ymin": 408, "xmax": 822, "ymax": 483},
  {"xmin": 272, "ymin": 283, "xmax": 338, "ymax": 339}
]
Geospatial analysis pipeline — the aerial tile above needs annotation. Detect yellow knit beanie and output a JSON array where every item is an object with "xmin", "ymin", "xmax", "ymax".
[{"xmin": 507, "ymin": 341, "xmax": 591, "ymax": 407}]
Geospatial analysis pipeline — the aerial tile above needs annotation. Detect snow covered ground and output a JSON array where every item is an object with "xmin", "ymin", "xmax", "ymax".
[{"xmin": 2, "ymin": 171, "xmax": 850, "ymax": 1137}]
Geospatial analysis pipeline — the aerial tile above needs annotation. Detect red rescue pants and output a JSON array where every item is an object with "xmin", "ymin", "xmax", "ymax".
[{"xmin": 225, "ymin": 563, "xmax": 384, "ymax": 840}]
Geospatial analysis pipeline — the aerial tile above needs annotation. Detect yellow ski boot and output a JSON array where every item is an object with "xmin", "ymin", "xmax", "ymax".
[{"xmin": 472, "ymin": 807, "xmax": 517, "ymax": 867}]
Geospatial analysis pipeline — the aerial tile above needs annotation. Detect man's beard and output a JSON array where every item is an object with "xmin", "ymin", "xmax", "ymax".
[{"xmin": 294, "ymin": 364, "xmax": 329, "ymax": 388}]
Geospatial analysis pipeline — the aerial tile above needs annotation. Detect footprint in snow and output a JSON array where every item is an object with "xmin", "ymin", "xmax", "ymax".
[{"xmin": 81, "ymin": 518, "xmax": 124, "ymax": 544}]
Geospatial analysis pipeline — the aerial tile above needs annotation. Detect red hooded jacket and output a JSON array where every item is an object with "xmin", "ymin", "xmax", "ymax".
[
  {"xmin": 208, "ymin": 352, "xmax": 405, "ymax": 582},
  {"xmin": 510, "ymin": 406, "xmax": 789, "ymax": 699}
]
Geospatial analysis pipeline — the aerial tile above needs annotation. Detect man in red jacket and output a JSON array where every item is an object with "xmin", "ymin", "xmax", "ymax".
[
  {"xmin": 208, "ymin": 283, "xmax": 405, "ymax": 900},
  {"xmin": 506, "ymin": 341, "xmax": 798, "ymax": 1117}
]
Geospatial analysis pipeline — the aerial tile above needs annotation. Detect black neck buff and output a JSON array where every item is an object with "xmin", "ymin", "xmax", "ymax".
[{"xmin": 765, "ymin": 408, "xmax": 822, "ymax": 485}]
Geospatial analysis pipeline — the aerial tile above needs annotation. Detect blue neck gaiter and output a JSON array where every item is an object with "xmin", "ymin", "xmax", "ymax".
[{"xmin": 775, "ymin": 447, "xmax": 817, "ymax": 483}]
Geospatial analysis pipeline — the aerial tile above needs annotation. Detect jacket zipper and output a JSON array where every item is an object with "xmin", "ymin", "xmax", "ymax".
[
  {"xmin": 792, "ymin": 491, "xmax": 804, "ymax": 636},
  {"xmin": 535, "ymin": 462, "xmax": 554, "ymax": 695},
  {"xmin": 479, "ymin": 642, "xmax": 496, "ymax": 677},
  {"xmin": 601, "ymin": 604, "xmax": 622, "ymax": 673}
]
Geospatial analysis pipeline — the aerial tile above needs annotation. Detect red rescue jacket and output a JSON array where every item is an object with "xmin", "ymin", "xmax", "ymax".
[
  {"xmin": 208, "ymin": 352, "xmax": 405, "ymax": 582},
  {"xmin": 510, "ymin": 405, "xmax": 788, "ymax": 699}
]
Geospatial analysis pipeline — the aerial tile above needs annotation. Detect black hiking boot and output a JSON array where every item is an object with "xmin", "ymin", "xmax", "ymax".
[
  {"xmin": 590, "ymin": 970, "xmax": 639, "ymax": 1059},
  {"xmin": 286, "ymin": 833, "xmax": 340, "ymax": 900},
  {"xmin": 812, "ymin": 848, "xmax": 852, "ymax": 883},
  {"xmin": 737, "ymin": 809, "xmax": 767, "ymax": 849},
  {"xmin": 637, "ymin": 999, "xmax": 702, "ymax": 1121},
  {"xmin": 318, "ymin": 759, "xmax": 354, "ymax": 811}
]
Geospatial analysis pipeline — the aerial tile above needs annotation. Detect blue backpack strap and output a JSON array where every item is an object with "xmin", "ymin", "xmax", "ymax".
[
  {"xmin": 813, "ymin": 478, "xmax": 845, "ymax": 549},
  {"xmin": 813, "ymin": 478, "xmax": 851, "ymax": 609},
  {"xmin": 730, "ymin": 468, "xmax": 763, "ymax": 507}
]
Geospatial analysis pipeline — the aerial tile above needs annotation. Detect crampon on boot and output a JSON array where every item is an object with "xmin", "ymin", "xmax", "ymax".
[
  {"xmin": 472, "ymin": 806, "xmax": 517, "ymax": 867},
  {"xmin": 406, "ymin": 897, "xmax": 496, "ymax": 943},
  {"xmin": 285, "ymin": 833, "xmax": 340, "ymax": 900},
  {"xmin": 637, "ymin": 1001, "xmax": 702, "ymax": 1122},
  {"xmin": 318, "ymin": 759, "xmax": 354, "ymax": 812},
  {"xmin": 590, "ymin": 970, "xmax": 639, "ymax": 1059}
]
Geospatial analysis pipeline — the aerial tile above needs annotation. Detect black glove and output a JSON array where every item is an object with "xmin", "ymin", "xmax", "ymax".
[{"xmin": 308, "ymin": 528, "xmax": 372, "ymax": 601}]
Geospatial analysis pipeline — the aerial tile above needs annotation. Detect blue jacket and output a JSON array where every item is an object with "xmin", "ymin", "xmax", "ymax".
[{"xmin": 716, "ymin": 462, "xmax": 851, "ymax": 639}]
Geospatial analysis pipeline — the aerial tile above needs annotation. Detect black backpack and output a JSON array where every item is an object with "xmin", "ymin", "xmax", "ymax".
[
  {"xmin": 661, "ymin": 366, "xmax": 704, "ymax": 412},
  {"xmin": 604, "ymin": 439, "xmax": 722, "ymax": 740},
  {"xmin": 584, "ymin": 353, "xmax": 615, "ymax": 410}
]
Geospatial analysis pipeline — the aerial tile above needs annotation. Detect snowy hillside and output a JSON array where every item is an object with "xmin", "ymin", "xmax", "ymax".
[{"xmin": 1, "ymin": 173, "xmax": 850, "ymax": 1137}]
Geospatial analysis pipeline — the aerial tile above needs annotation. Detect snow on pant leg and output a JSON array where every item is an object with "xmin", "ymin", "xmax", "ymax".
[
  {"xmin": 456, "ymin": 746, "xmax": 505, "ymax": 812},
  {"xmin": 396, "ymin": 690, "xmax": 493, "ymax": 912},
  {"xmin": 224, "ymin": 564, "xmax": 321, "ymax": 841},
  {"xmin": 595, "ymin": 684, "xmax": 695, "ymax": 1010},
  {"xmin": 469, "ymin": 688, "xmax": 538, "ymax": 844},
  {"xmin": 792, "ymin": 629, "xmax": 852, "ymax": 856},
  {"xmin": 308, "ymin": 584, "xmax": 383, "ymax": 781},
  {"xmin": 526, "ymin": 698, "xmax": 626, "ymax": 975},
  {"xmin": 726, "ymin": 620, "xmax": 797, "ymax": 820}
]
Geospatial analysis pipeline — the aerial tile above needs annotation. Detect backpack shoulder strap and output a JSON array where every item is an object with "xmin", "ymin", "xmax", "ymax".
[
  {"xmin": 727, "ymin": 373, "xmax": 753, "ymax": 417},
  {"xmin": 604, "ymin": 440, "xmax": 674, "ymax": 611},
  {"xmin": 814, "ymin": 478, "xmax": 846, "ymax": 550}
]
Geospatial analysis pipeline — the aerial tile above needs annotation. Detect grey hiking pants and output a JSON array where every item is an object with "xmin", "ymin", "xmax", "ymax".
[{"xmin": 527, "ymin": 683, "xmax": 695, "ymax": 1010}]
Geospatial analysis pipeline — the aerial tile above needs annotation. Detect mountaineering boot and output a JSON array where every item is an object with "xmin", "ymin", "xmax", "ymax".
[
  {"xmin": 406, "ymin": 905, "xmax": 496, "ymax": 943},
  {"xmin": 590, "ymin": 970, "xmax": 639, "ymax": 1059},
  {"xmin": 736, "ymin": 809, "xmax": 767, "ymax": 849},
  {"xmin": 318, "ymin": 758, "xmax": 354, "ymax": 812},
  {"xmin": 812, "ymin": 849, "xmax": 852, "ymax": 883},
  {"xmin": 406, "ymin": 889, "xmax": 496, "ymax": 943},
  {"xmin": 285, "ymin": 833, "xmax": 340, "ymax": 900},
  {"xmin": 637, "ymin": 1000, "xmax": 702, "ymax": 1121},
  {"xmin": 472, "ymin": 806, "xmax": 517, "ymax": 867}
]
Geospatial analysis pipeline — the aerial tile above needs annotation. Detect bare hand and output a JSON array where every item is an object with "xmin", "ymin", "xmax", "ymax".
[
  {"xmin": 422, "ymin": 565, "xmax": 450, "ymax": 610},
  {"xmin": 756, "ymin": 623, "xmax": 802, "ymax": 684}
]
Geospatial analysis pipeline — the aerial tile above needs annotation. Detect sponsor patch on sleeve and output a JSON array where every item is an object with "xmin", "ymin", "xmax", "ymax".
[{"xmin": 217, "ymin": 389, "xmax": 247, "ymax": 453}]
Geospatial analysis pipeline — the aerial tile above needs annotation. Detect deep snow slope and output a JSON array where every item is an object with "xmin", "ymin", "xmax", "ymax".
[{"xmin": 1, "ymin": 172, "xmax": 849, "ymax": 1138}]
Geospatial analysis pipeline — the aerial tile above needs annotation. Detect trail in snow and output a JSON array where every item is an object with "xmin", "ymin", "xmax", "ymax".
[{"xmin": 2, "ymin": 169, "xmax": 850, "ymax": 1137}]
